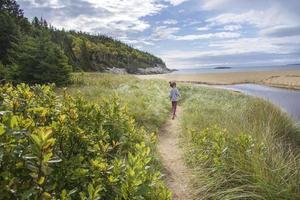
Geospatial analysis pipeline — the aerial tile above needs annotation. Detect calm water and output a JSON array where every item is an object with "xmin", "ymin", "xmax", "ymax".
[
  {"xmin": 214, "ymin": 84, "xmax": 300, "ymax": 121},
  {"xmin": 172, "ymin": 65, "xmax": 300, "ymax": 74}
]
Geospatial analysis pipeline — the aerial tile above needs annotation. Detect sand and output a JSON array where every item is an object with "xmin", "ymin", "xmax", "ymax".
[
  {"xmin": 158, "ymin": 107, "xmax": 193, "ymax": 199},
  {"xmin": 137, "ymin": 70, "xmax": 300, "ymax": 89}
]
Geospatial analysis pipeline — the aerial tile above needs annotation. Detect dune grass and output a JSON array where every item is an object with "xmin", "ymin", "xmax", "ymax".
[
  {"xmin": 66, "ymin": 72, "xmax": 170, "ymax": 132},
  {"xmin": 180, "ymin": 84, "xmax": 300, "ymax": 199}
]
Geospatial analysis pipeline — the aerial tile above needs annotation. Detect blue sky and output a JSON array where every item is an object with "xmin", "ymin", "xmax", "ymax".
[{"xmin": 17, "ymin": 0, "xmax": 300, "ymax": 69}]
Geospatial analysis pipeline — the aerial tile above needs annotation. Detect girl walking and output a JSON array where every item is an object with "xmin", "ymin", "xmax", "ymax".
[{"xmin": 169, "ymin": 82, "xmax": 180, "ymax": 120}]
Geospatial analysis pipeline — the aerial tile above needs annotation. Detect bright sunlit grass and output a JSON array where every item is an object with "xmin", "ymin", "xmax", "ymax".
[
  {"xmin": 180, "ymin": 84, "xmax": 300, "ymax": 199},
  {"xmin": 68, "ymin": 72, "xmax": 171, "ymax": 132}
]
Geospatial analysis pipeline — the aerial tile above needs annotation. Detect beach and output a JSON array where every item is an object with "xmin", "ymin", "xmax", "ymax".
[{"xmin": 137, "ymin": 69, "xmax": 300, "ymax": 90}]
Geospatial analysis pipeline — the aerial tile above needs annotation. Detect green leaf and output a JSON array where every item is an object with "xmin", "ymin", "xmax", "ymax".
[
  {"xmin": 37, "ymin": 176, "xmax": 45, "ymax": 185},
  {"xmin": 30, "ymin": 134, "xmax": 42, "ymax": 149},
  {"xmin": 0, "ymin": 124, "xmax": 5, "ymax": 136},
  {"xmin": 10, "ymin": 116, "xmax": 18, "ymax": 128},
  {"xmin": 42, "ymin": 192, "xmax": 52, "ymax": 200}
]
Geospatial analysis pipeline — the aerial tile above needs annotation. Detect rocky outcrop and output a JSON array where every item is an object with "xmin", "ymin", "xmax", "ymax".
[
  {"xmin": 104, "ymin": 67, "xmax": 128, "ymax": 74},
  {"xmin": 135, "ymin": 67, "xmax": 173, "ymax": 74},
  {"xmin": 104, "ymin": 64, "xmax": 176, "ymax": 75}
]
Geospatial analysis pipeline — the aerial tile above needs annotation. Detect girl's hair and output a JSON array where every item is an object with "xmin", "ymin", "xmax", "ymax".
[{"xmin": 169, "ymin": 81, "xmax": 176, "ymax": 87}]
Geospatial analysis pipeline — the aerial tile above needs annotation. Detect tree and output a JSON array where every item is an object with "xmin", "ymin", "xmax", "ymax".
[
  {"xmin": 16, "ymin": 32, "xmax": 72, "ymax": 85},
  {"xmin": 80, "ymin": 40, "xmax": 92, "ymax": 71},
  {"xmin": 0, "ymin": 0, "xmax": 24, "ymax": 19},
  {"xmin": 0, "ymin": 11, "xmax": 20, "ymax": 64},
  {"xmin": 0, "ymin": 0, "xmax": 30, "ymax": 32}
]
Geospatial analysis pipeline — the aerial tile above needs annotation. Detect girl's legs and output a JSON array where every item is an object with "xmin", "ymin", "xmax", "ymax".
[
  {"xmin": 171, "ymin": 101, "xmax": 175, "ymax": 114},
  {"xmin": 172, "ymin": 101, "xmax": 177, "ymax": 119}
]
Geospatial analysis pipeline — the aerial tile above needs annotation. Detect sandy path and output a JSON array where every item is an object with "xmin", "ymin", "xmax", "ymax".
[{"xmin": 158, "ymin": 107, "xmax": 192, "ymax": 200}]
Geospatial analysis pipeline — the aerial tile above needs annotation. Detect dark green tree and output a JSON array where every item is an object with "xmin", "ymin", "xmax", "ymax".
[
  {"xmin": 80, "ymin": 40, "xmax": 92, "ymax": 71},
  {"xmin": 16, "ymin": 32, "xmax": 72, "ymax": 85},
  {"xmin": 0, "ymin": 11, "xmax": 20, "ymax": 64},
  {"xmin": 0, "ymin": 0, "xmax": 24, "ymax": 18},
  {"xmin": 0, "ymin": 0, "xmax": 30, "ymax": 32}
]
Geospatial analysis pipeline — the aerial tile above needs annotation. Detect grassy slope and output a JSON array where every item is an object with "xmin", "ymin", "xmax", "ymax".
[
  {"xmin": 180, "ymin": 84, "xmax": 300, "ymax": 199},
  {"xmin": 67, "ymin": 73, "xmax": 170, "ymax": 132}
]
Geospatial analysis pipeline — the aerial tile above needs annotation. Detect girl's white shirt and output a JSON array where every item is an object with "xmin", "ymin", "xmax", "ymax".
[{"xmin": 169, "ymin": 88, "xmax": 180, "ymax": 102}]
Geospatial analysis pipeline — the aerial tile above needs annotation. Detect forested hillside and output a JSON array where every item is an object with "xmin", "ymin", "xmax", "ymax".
[
  {"xmin": 50, "ymin": 30, "xmax": 167, "ymax": 73},
  {"xmin": 0, "ymin": 0, "xmax": 168, "ymax": 85}
]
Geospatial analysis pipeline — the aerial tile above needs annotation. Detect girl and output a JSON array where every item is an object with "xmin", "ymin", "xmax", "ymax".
[{"xmin": 169, "ymin": 81, "xmax": 180, "ymax": 120}]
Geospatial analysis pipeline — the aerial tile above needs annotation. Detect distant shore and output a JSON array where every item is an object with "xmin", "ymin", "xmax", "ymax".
[{"xmin": 136, "ymin": 69, "xmax": 300, "ymax": 90}]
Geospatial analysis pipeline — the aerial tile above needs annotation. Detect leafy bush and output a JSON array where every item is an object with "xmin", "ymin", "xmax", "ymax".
[{"xmin": 0, "ymin": 84, "xmax": 170, "ymax": 199}]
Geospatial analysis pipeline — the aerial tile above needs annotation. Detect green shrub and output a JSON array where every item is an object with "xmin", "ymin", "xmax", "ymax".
[{"xmin": 0, "ymin": 83, "xmax": 170, "ymax": 199}]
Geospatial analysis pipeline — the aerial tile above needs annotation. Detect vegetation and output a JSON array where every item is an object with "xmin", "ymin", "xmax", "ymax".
[
  {"xmin": 50, "ymin": 31, "xmax": 166, "ymax": 73},
  {"xmin": 68, "ymin": 73, "xmax": 170, "ymax": 132},
  {"xmin": 0, "ymin": 83, "xmax": 171, "ymax": 199},
  {"xmin": 180, "ymin": 85, "xmax": 300, "ymax": 199},
  {"xmin": 0, "ymin": 0, "xmax": 167, "ymax": 85}
]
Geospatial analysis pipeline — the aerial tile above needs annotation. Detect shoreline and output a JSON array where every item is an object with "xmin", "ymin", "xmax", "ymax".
[{"xmin": 136, "ymin": 69, "xmax": 300, "ymax": 90}]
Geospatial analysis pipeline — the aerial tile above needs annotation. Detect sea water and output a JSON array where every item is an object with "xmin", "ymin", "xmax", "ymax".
[{"xmin": 172, "ymin": 65, "xmax": 300, "ymax": 74}]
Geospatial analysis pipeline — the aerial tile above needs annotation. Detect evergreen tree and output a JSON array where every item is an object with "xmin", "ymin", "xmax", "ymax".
[
  {"xmin": 0, "ymin": 0, "xmax": 24, "ymax": 19},
  {"xmin": 16, "ymin": 32, "xmax": 72, "ymax": 85},
  {"xmin": 0, "ymin": 62, "xmax": 6, "ymax": 81},
  {"xmin": 80, "ymin": 40, "xmax": 92, "ymax": 71},
  {"xmin": 0, "ymin": 0, "xmax": 30, "ymax": 32},
  {"xmin": 0, "ymin": 11, "xmax": 20, "ymax": 64}
]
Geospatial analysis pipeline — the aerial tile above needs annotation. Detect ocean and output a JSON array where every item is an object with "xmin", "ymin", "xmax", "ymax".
[{"xmin": 171, "ymin": 64, "xmax": 300, "ymax": 74}]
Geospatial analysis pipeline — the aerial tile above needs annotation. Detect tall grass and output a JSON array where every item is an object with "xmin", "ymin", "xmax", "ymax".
[
  {"xmin": 67, "ymin": 73, "xmax": 170, "ymax": 132},
  {"xmin": 180, "ymin": 84, "xmax": 300, "ymax": 199}
]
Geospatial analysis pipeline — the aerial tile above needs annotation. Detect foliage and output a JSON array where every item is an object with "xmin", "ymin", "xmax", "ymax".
[
  {"xmin": 0, "ymin": 1, "xmax": 72, "ymax": 85},
  {"xmin": 15, "ymin": 32, "xmax": 72, "ymax": 86},
  {"xmin": 0, "ymin": 83, "xmax": 171, "ymax": 199},
  {"xmin": 68, "ymin": 73, "xmax": 171, "ymax": 132},
  {"xmin": 180, "ymin": 85, "xmax": 300, "ymax": 199},
  {"xmin": 0, "ymin": 11, "xmax": 20, "ymax": 65},
  {"xmin": 49, "ymin": 30, "xmax": 166, "ymax": 72}
]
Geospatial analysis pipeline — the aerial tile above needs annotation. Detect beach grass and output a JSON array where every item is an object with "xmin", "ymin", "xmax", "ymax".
[
  {"xmin": 66, "ymin": 72, "xmax": 170, "ymax": 132},
  {"xmin": 180, "ymin": 84, "xmax": 300, "ymax": 199}
]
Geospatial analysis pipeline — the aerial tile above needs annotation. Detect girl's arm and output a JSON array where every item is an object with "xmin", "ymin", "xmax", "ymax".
[{"xmin": 176, "ymin": 88, "xmax": 180, "ymax": 97}]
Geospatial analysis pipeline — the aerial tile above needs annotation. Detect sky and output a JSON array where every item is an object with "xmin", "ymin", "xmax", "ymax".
[{"xmin": 17, "ymin": 0, "xmax": 300, "ymax": 69}]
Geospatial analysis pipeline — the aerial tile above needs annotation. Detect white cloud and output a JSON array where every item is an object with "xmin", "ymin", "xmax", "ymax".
[
  {"xmin": 19, "ymin": 0, "xmax": 166, "ymax": 36},
  {"xmin": 261, "ymin": 25, "xmax": 300, "ymax": 37},
  {"xmin": 149, "ymin": 25, "xmax": 240, "ymax": 41},
  {"xmin": 163, "ymin": 19, "xmax": 178, "ymax": 25},
  {"xmin": 174, "ymin": 32, "xmax": 240, "ymax": 41},
  {"xmin": 206, "ymin": 9, "xmax": 286, "ymax": 28},
  {"xmin": 203, "ymin": 0, "xmax": 300, "ymax": 29},
  {"xmin": 150, "ymin": 26, "xmax": 180, "ymax": 40},
  {"xmin": 223, "ymin": 24, "xmax": 241, "ymax": 31},
  {"xmin": 166, "ymin": 0, "xmax": 190, "ymax": 6},
  {"xmin": 201, "ymin": 0, "xmax": 231, "ymax": 10},
  {"xmin": 119, "ymin": 36, "xmax": 155, "ymax": 46},
  {"xmin": 197, "ymin": 26, "xmax": 210, "ymax": 31}
]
